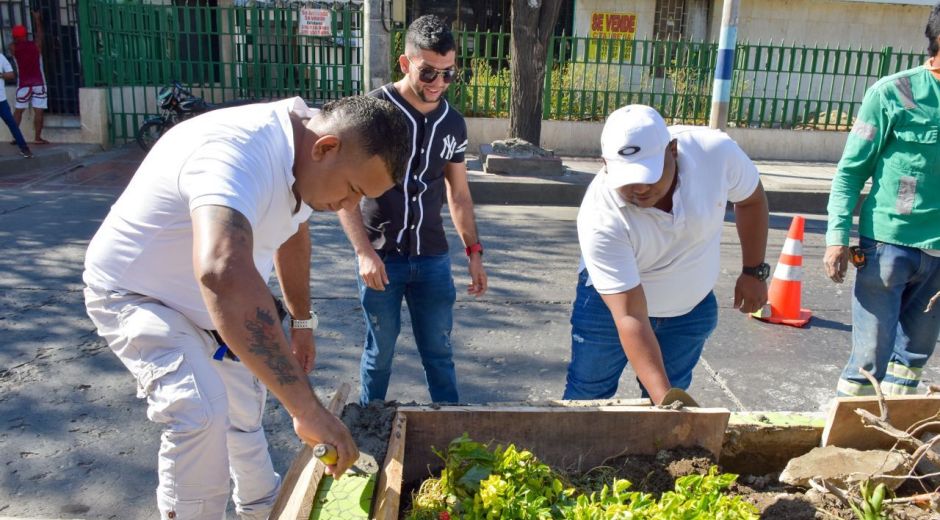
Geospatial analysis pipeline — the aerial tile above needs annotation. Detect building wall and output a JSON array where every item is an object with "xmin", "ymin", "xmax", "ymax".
[
  {"xmin": 574, "ymin": 0, "xmax": 932, "ymax": 52},
  {"xmin": 712, "ymin": 0, "xmax": 932, "ymax": 52}
]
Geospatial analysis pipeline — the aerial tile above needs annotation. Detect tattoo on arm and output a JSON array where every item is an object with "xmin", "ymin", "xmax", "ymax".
[
  {"xmin": 204, "ymin": 205, "xmax": 252, "ymax": 248},
  {"xmin": 245, "ymin": 308, "xmax": 299, "ymax": 386}
]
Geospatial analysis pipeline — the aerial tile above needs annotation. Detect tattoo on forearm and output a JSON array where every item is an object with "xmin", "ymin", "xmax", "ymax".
[{"xmin": 245, "ymin": 308, "xmax": 299, "ymax": 386}]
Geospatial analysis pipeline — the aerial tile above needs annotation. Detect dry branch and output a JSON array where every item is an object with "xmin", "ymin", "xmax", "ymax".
[
  {"xmin": 859, "ymin": 368, "xmax": 888, "ymax": 421},
  {"xmin": 885, "ymin": 491, "xmax": 940, "ymax": 511},
  {"xmin": 855, "ymin": 409, "xmax": 940, "ymax": 468}
]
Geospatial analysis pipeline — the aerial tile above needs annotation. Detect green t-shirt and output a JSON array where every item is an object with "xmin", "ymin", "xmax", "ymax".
[{"xmin": 826, "ymin": 65, "xmax": 940, "ymax": 249}]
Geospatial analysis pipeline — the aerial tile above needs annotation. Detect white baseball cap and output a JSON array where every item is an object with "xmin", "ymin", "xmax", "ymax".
[{"xmin": 600, "ymin": 105, "xmax": 671, "ymax": 188}]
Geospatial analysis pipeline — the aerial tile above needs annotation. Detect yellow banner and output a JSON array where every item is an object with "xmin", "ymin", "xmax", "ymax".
[{"xmin": 588, "ymin": 12, "xmax": 636, "ymax": 62}]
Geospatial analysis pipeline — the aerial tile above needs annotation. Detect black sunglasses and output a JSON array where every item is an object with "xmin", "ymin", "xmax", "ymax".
[{"xmin": 408, "ymin": 58, "xmax": 458, "ymax": 84}]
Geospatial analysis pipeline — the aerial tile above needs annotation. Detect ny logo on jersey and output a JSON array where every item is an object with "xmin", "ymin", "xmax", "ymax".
[{"xmin": 440, "ymin": 134, "xmax": 467, "ymax": 160}]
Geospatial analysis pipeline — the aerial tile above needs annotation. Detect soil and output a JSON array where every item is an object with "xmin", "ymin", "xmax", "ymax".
[
  {"xmin": 399, "ymin": 446, "xmax": 936, "ymax": 519},
  {"xmin": 590, "ymin": 447, "xmax": 934, "ymax": 520}
]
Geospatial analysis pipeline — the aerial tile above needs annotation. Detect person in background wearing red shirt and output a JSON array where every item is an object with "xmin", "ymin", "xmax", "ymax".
[
  {"xmin": 9, "ymin": 9, "xmax": 48, "ymax": 145},
  {"xmin": 0, "ymin": 53, "xmax": 31, "ymax": 157}
]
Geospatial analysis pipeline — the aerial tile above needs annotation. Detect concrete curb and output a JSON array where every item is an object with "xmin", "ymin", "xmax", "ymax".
[
  {"xmin": 468, "ymin": 171, "xmax": 837, "ymax": 214},
  {"xmin": 0, "ymin": 144, "xmax": 103, "ymax": 176},
  {"xmin": 0, "ymin": 150, "xmax": 74, "ymax": 174}
]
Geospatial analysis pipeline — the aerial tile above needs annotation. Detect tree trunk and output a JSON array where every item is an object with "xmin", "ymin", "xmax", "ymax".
[{"xmin": 509, "ymin": 0, "xmax": 563, "ymax": 146}]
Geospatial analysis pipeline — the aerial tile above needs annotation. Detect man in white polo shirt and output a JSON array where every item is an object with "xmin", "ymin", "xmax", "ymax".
[
  {"xmin": 565, "ymin": 105, "xmax": 769, "ymax": 405},
  {"xmin": 83, "ymin": 96, "xmax": 409, "ymax": 519}
]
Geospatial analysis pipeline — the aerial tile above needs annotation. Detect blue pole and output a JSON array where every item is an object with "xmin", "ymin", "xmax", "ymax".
[{"xmin": 709, "ymin": 0, "xmax": 739, "ymax": 129}]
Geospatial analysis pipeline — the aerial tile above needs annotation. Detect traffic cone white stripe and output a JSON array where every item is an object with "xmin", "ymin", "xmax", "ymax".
[
  {"xmin": 781, "ymin": 238, "xmax": 802, "ymax": 256},
  {"xmin": 752, "ymin": 215, "xmax": 811, "ymax": 327},
  {"xmin": 772, "ymin": 264, "xmax": 803, "ymax": 281}
]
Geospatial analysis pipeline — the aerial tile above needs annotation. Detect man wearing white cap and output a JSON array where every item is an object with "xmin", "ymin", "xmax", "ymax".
[{"xmin": 565, "ymin": 105, "xmax": 769, "ymax": 404}]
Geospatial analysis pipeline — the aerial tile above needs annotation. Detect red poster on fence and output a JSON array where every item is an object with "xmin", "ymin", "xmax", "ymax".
[{"xmin": 298, "ymin": 8, "xmax": 331, "ymax": 37}]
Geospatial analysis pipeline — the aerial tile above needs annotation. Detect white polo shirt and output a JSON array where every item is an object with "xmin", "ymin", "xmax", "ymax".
[
  {"xmin": 0, "ymin": 55, "xmax": 12, "ymax": 102},
  {"xmin": 83, "ymin": 98, "xmax": 314, "ymax": 330},
  {"xmin": 577, "ymin": 126, "xmax": 760, "ymax": 317}
]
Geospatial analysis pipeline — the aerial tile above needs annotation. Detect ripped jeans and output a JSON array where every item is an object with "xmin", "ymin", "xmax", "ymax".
[
  {"xmin": 564, "ymin": 270, "xmax": 718, "ymax": 400},
  {"xmin": 357, "ymin": 251, "xmax": 458, "ymax": 405},
  {"xmin": 83, "ymin": 286, "xmax": 279, "ymax": 520}
]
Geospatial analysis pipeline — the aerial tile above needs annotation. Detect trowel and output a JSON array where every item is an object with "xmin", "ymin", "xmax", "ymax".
[
  {"xmin": 313, "ymin": 443, "xmax": 372, "ymax": 475},
  {"xmin": 659, "ymin": 387, "xmax": 699, "ymax": 408}
]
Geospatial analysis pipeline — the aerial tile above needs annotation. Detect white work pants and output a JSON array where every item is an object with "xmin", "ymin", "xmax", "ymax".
[{"xmin": 84, "ymin": 286, "xmax": 280, "ymax": 520}]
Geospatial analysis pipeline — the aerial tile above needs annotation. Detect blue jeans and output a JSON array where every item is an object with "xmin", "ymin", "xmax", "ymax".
[
  {"xmin": 564, "ymin": 270, "xmax": 718, "ymax": 400},
  {"xmin": 838, "ymin": 236, "xmax": 940, "ymax": 396},
  {"xmin": 0, "ymin": 100, "xmax": 27, "ymax": 150},
  {"xmin": 358, "ymin": 251, "xmax": 458, "ymax": 405}
]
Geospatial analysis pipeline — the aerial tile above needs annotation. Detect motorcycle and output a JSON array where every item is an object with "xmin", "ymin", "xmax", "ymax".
[{"xmin": 135, "ymin": 81, "xmax": 254, "ymax": 151}]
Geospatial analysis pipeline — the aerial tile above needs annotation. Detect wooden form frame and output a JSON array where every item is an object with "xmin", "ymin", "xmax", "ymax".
[
  {"xmin": 271, "ymin": 382, "xmax": 351, "ymax": 520},
  {"xmin": 821, "ymin": 395, "xmax": 940, "ymax": 450},
  {"xmin": 373, "ymin": 403, "xmax": 731, "ymax": 518}
]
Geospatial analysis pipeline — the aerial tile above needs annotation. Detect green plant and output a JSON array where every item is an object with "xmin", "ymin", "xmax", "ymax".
[
  {"xmin": 453, "ymin": 58, "xmax": 512, "ymax": 118},
  {"xmin": 405, "ymin": 435, "xmax": 759, "ymax": 520},
  {"xmin": 849, "ymin": 480, "xmax": 888, "ymax": 520}
]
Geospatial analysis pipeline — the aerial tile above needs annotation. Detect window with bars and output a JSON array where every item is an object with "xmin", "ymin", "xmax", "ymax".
[{"xmin": 652, "ymin": 0, "xmax": 688, "ymax": 78}]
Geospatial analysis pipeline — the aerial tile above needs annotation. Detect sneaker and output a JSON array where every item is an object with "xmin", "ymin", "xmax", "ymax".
[{"xmin": 20, "ymin": 147, "xmax": 33, "ymax": 158}]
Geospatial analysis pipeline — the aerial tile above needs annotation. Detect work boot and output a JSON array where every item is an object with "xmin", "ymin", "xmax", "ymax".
[{"xmin": 19, "ymin": 146, "xmax": 33, "ymax": 158}]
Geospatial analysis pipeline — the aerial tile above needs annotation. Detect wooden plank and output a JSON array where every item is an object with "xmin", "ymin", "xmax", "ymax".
[
  {"xmin": 398, "ymin": 405, "xmax": 730, "ymax": 485},
  {"xmin": 371, "ymin": 411, "xmax": 407, "ymax": 520},
  {"xmin": 271, "ymin": 382, "xmax": 351, "ymax": 520},
  {"xmin": 821, "ymin": 395, "xmax": 940, "ymax": 450}
]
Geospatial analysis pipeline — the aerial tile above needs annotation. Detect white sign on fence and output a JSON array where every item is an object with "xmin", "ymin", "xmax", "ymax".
[{"xmin": 298, "ymin": 8, "xmax": 332, "ymax": 37}]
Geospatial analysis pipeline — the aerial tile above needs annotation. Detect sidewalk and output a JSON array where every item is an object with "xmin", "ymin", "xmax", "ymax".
[
  {"xmin": 0, "ymin": 142, "xmax": 842, "ymax": 213},
  {"xmin": 467, "ymin": 155, "xmax": 840, "ymax": 213}
]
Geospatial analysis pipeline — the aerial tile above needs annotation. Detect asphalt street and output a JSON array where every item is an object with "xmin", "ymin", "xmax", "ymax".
[{"xmin": 0, "ymin": 187, "xmax": 937, "ymax": 519}]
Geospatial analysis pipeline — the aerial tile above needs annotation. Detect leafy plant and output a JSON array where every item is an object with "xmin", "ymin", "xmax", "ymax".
[
  {"xmin": 849, "ymin": 480, "xmax": 888, "ymax": 520},
  {"xmin": 405, "ymin": 434, "xmax": 758, "ymax": 520}
]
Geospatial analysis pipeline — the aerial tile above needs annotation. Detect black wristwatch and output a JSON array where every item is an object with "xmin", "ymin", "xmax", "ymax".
[{"xmin": 742, "ymin": 262, "xmax": 771, "ymax": 281}]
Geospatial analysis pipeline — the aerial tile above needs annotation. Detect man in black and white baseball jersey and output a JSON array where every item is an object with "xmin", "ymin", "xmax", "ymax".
[{"xmin": 338, "ymin": 14, "xmax": 488, "ymax": 406}]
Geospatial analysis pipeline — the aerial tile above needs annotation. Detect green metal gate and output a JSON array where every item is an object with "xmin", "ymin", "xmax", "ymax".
[{"xmin": 78, "ymin": 0, "xmax": 363, "ymax": 144}]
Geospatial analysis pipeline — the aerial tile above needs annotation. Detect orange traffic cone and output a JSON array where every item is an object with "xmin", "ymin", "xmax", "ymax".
[{"xmin": 752, "ymin": 215, "xmax": 812, "ymax": 327}]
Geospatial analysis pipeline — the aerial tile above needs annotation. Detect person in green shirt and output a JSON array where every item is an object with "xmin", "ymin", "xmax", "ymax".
[{"xmin": 824, "ymin": 3, "xmax": 940, "ymax": 396}]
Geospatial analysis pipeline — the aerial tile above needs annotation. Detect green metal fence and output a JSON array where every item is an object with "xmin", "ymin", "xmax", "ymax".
[
  {"xmin": 79, "ymin": 0, "xmax": 362, "ymax": 143},
  {"xmin": 393, "ymin": 28, "xmax": 922, "ymax": 130}
]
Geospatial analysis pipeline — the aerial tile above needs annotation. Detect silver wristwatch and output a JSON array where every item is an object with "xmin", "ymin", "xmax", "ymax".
[{"xmin": 290, "ymin": 313, "xmax": 318, "ymax": 331}]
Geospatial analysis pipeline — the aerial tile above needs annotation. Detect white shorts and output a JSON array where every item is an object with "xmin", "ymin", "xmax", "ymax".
[
  {"xmin": 83, "ymin": 286, "xmax": 280, "ymax": 520},
  {"xmin": 15, "ymin": 85, "xmax": 47, "ymax": 109}
]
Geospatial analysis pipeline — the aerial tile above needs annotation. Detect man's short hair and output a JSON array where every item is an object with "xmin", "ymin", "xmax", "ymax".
[
  {"xmin": 927, "ymin": 3, "xmax": 940, "ymax": 57},
  {"xmin": 319, "ymin": 96, "xmax": 409, "ymax": 184},
  {"xmin": 405, "ymin": 15, "xmax": 456, "ymax": 56}
]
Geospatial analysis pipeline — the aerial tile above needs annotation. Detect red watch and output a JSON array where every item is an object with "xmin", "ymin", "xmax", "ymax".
[{"xmin": 465, "ymin": 242, "xmax": 484, "ymax": 256}]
